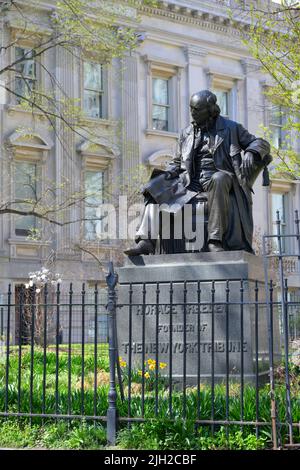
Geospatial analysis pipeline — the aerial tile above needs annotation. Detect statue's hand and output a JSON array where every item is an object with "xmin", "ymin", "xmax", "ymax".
[{"xmin": 241, "ymin": 151, "xmax": 255, "ymax": 181}]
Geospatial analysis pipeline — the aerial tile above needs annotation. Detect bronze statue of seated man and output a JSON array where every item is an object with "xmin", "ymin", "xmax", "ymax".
[{"xmin": 124, "ymin": 89, "xmax": 272, "ymax": 256}]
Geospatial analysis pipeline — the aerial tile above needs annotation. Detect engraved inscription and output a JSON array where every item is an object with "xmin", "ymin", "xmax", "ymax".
[
  {"xmin": 157, "ymin": 323, "xmax": 207, "ymax": 333},
  {"xmin": 122, "ymin": 341, "xmax": 248, "ymax": 354},
  {"xmin": 136, "ymin": 305, "xmax": 177, "ymax": 316},
  {"xmin": 136, "ymin": 305, "xmax": 225, "ymax": 315}
]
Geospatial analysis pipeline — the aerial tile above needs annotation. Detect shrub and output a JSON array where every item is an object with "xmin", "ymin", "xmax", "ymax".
[{"xmin": 116, "ymin": 421, "xmax": 268, "ymax": 450}]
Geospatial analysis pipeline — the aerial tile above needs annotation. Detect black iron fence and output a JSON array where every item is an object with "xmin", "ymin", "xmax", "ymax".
[
  {"xmin": 0, "ymin": 282, "xmax": 110, "ymax": 425},
  {"xmin": 114, "ymin": 279, "xmax": 299, "ymax": 450},
  {"xmin": 262, "ymin": 210, "xmax": 300, "ymax": 449},
  {"xmin": 0, "ymin": 213, "xmax": 299, "ymax": 449}
]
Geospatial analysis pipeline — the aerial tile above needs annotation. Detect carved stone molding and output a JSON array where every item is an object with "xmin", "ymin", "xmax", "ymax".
[
  {"xmin": 142, "ymin": 54, "xmax": 185, "ymax": 72},
  {"xmin": 184, "ymin": 45, "xmax": 208, "ymax": 62},
  {"xmin": 140, "ymin": 1, "xmax": 247, "ymax": 38},
  {"xmin": 202, "ymin": 69, "xmax": 215, "ymax": 89},
  {"xmin": 6, "ymin": 130, "xmax": 53, "ymax": 163},
  {"xmin": 240, "ymin": 58, "xmax": 261, "ymax": 75},
  {"xmin": 8, "ymin": 238, "xmax": 51, "ymax": 260}
]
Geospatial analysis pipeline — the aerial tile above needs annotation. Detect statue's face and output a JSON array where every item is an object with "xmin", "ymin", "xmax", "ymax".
[{"xmin": 190, "ymin": 96, "xmax": 210, "ymax": 127}]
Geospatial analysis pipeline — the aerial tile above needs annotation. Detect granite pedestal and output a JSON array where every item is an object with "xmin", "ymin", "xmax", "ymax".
[{"xmin": 116, "ymin": 252, "xmax": 281, "ymax": 385}]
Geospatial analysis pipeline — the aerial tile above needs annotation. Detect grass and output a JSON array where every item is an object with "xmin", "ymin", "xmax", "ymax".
[
  {"xmin": 0, "ymin": 419, "xmax": 107, "ymax": 449},
  {"xmin": 0, "ymin": 418, "xmax": 269, "ymax": 450},
  {"xmin": 0, "ymin": 345, "xmax": 299, "ymax": 449},
  {"xmin": 115, "ymin": 421, "xmax": 269, "ymax": 450},
  {"xmin": 0, "ymin": 344, "xmax": 110, "ymax": 417}
]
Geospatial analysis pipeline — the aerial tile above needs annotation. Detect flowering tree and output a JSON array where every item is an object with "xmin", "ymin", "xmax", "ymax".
[
  {"xmin": 231, "ymin": 0, "xmax": 300, "ymax": 178},
  {"xmin": 18, "ymin": 268, "xmax": 62, "ymax": 346}
]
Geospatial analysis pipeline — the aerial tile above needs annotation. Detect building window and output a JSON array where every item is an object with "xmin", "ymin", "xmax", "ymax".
[
  {"xmin": 84, "ymin": 170, "xmax": 104, "ymax": 240},
  {"xmin": 269, "ymin": 105, "xmax": 286, "ymax": 149},
  {"xmin": 212, "ymin": 89, "xmax": 229, "ymax": 118},
  {"xmin": 14, "ymin": 161, "xmax": 37, "ymax": 236},
  {"xmin": 208, "ymin": 72, "xmax": 238, "ymax": 120},
  {"xmin": 83, "ymin": 62, "xmax": 104, "ymax": 119},
  {"xmin": 144, "ymin": 56, "xmax": 182, "ymax": 134},
  {"xmin": 14, "ymin": 47, "xmax": 37, "ymax": 104},
  {"xmin": 288, "ymin": 290, "xmax": 300, "ymax": 341},
  {"xmin": 152, "ymin": 77, "xmax": 170, "ymax": 131},
  {"xmin": 271, "ymin": 192, "xmax": 287, "ymax": 253}
]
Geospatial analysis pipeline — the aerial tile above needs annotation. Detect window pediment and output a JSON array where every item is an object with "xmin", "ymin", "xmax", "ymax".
[
  {"xmin": 7, "ymin": 131, "xmax": 53, "ymax": 150},
  {"xmin": 78, "ymin": 138, "xmax": 119, "ymax": 158},
  {"xmin": 78, "ymin": 138, "xmax": 119, "ymax": 169}
]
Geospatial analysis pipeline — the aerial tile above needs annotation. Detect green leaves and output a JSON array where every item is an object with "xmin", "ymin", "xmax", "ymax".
[
  {"xmin": 53, "ymin": 0, "xmax": 143, "ymax": 60},
  {"xmin": 0, "ymin": 419, "xmax": 107, "ymax": 449},
  {"xmin": 116, "ymin": 421, "xmax": 268, "ymax": 450},
  {"xmin": 1, "ymin": 347, "xmax": 300, "ymax": 448},
  {"xmin": 235, "ymin": 0, "xmax": 300, "ymax": 178}
]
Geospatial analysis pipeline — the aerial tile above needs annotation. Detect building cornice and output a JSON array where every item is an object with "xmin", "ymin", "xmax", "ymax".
[{"xmin": 139, "ymin": 1, "xmax": 250, "ymax": 38}]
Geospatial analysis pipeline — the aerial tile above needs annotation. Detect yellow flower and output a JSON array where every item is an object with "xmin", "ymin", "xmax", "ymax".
[
  {"xmin": 138, "ymin": 370, "xmax": 143, "ymax": 376},
  {"xmin": 149, "ymin": 363, "xmax": 156, "ymax": 371},
  {"xmin": 144, "ymin": 372, "xmax": 150, "ymax": 379},
  {"xmin": 147, "ymin": 358, "xmax": 156, "ymax": 366},
  {"xmin": 159, "ymin": 362, "xmax": 167, "ymax": 369},
  {"xmin": 118, "ymin": 357, "xmax": 127, "ymax": 367}
]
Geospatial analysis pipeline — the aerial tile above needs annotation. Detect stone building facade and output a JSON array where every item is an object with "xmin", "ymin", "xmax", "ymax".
[{"xmin": 0, "ymin": 0, "xmax": 299, "ymax": 308}]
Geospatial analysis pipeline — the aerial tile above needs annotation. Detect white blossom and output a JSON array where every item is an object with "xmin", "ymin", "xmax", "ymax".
[{"xmin": 26, "ymin": 268, "xmax": 62, "ymax": 290}]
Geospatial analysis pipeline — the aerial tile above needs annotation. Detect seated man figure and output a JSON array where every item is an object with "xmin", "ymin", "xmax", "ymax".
[{"xmin": 124, "ymin": 89, "xmax": 271, "ymax": 256}]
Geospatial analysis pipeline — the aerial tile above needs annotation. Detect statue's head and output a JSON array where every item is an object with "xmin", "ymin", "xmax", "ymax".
[{"xmin": 190, "ymin": 90, "xmax": 221, "ymax": 127}]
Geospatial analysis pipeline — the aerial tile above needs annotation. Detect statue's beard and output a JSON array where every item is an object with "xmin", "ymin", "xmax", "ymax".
[{"xmin": 194, "ymin": 115, "xmax": 216, "ymax": 130}]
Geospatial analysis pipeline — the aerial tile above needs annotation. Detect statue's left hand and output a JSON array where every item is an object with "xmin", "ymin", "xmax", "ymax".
[{"xmin": 241, "ymin": 151, "xmax": 255, "ymax": 180}]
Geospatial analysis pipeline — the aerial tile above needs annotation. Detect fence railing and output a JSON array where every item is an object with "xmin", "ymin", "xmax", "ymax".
[
  {"xmin": 261, "ymin": 209, "xmax": 300, "ymax": 449},
  {"xmin": 0, "ymin": 282, "xmax": 110, "ymax": 426},
  {"xmin": 0, "ymin": 271, "xmax": 299, "ymax": 448},
  {"xmin": 0, "ymin": 213, "xmax": 300, "ymax": 449}
]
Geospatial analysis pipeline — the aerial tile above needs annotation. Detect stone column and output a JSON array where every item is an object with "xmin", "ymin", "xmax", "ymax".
[
  {"xmin": 231, "ymin": 79, "xmax": 238, "ymax": 121},
  {"xmin": 184, "ymin": 46, "xmax": 208, "ymax": 123},
  {"xmin": 54, "ymin": 46, "xmax": 77, "ymax": 257},
  {"xmin": 240, "ymin": 58, "xmax": 263, "ymax": 131},
  {"xmin": 176, "ymin": 67, "xmax": 183, "ymax": 131},
  {"xmin": 258, "ymin": 79, "xmax": 271, "ymax": 235},
  {"xmin": 206, "ymin": 70, "xmax": 214, "ymax": 90},
  {"xmin": 0, "ymin": 19, "xmax": 8, "ymax": 255},
  {"xmin": 121, "ymin": 53, "xmax": 140, "ymax": 186}
]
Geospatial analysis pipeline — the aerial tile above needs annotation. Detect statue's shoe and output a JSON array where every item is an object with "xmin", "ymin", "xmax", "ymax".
[
  {"xmin": 208, "ymin": 241, "xmax": 224, "ymax": 252},
  {"xmin": 124, "ymin": 240, "xmax": 155, "ymax": 256}
]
